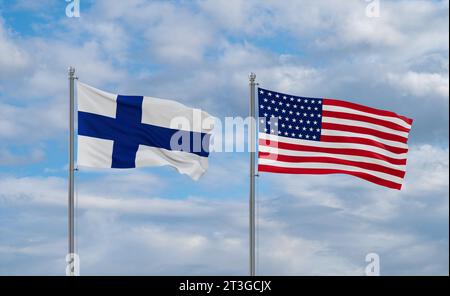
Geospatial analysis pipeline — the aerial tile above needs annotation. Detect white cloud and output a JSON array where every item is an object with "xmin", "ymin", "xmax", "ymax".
[
  {"xmin": 257, "ymin": 234, "xmax": 362, "ymax": 275},
  {"xmin": 266, "ymin": 0, "xmax": 449, "ymax": 54},
  {"xmin": 198, "ymin": 0, "xmax": 272, "ymax": 34},
  {"xmin": 0, "ymin": 147, "xmax": 44, "ymax": 166},
  {"xmin": 0, "ymin": 101, "xmax": 65, "ymax": 142},
  {"xmin": 0, "ymin": 25, "xmax": 128, "ymax": 144},
  {"xmin": 21, "ymin": 39, "xmax": 126, "ymax": 99},
  {"xmin": 87, "ymin": 0, "xmax": 215, "ymax": 63},
  {"xmin": 403, "ymin": 144, "xmax": 449, "ymax": 194},
  {"xmin": 0, "ymin": 18, "xmax": 29, "ymax": 81},
  {"xmin": 144, "ymin": 12, "xmax": 214, "ymax": 63},
  {"xmin": 387, "ymin": 71, "xmax": 449, "ymax": 99}
]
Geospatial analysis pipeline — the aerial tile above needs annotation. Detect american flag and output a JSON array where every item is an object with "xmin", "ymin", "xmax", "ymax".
[{"xmin": 257, "ymin": 88, "xmax": 413, "ymax": 190}]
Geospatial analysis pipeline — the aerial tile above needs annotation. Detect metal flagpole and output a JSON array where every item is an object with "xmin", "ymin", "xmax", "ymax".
[
  {"xmin": 68, "ymin": 67, "xmax": 76, "ymax": 276},
  {"xmin": 249, "ymin": 73, "xmax": 256, "ymax": 276}
]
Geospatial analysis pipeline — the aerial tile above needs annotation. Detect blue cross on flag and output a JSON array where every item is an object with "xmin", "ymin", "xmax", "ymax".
[{"xmin": 77, "ymin": 83, "xmax": 214, "ymax": 180}]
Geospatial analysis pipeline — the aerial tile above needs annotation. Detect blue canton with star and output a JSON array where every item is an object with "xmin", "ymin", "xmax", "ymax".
[{"xmin": 258, "ymin": 88, "xmax": 324, "ymax": 141}]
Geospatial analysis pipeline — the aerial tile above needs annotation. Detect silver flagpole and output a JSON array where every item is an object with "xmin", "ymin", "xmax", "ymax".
[
  {"xmin": 249, "ymin": 73, "xmax": 256, "ymax": 276},
  {"xmin": 68, "ymin": 67, "xmax": 76, "ymax": 276}
]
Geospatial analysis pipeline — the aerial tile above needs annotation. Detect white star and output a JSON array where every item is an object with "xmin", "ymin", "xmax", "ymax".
[
  {"xmin": 260, "ymin": 90, "xmax": 264, "ymax": 94},
  {"xmin": 318, "ymin": 114, "xmax": 321, "ymax": 118},
  {"xmin": 267, "ymin": 106, "xmax": 272, "ymax": 110},
  {"xmin": 284, "ymin": 132, "xmax": 288, "ymax": 136},
  {"xmin": 278, "ymin": 130, "xmax": 281, "ymax": 134},
  {"xmin": 278, "ymin": 101, "xmax": 283, "ymax": 106},
  {"xmin": 281, "ymin": 124, "xmax": 286, "ymax": 128},
  {"xmin": 282, "ymin": 109, "xmax": 286, "ymax": 113},
  {"xmin": 309, "ymin": 127, "xmax": 313, "ymax": 131},
  {"xmin": 299, "ymin": 119, "xmax": 303, "ymax": 123},
  {"xmin": 289, "ymin": 111, "xmax": 293, "ymax": 115},
  {"xmin": 296, "ymin": 112, "xmax": 300, "ymax": 116},
  {"xmin": 304, "ymin": 99, "xmax": 308, "ymax": 103},
  {"xmin": 292, "ymin": 118, "xmax": 296, "ymax": 122},
  {"xmin": 285, "ymin": 117, "xmax": 289, "ymax": 121},
  {"xmin": 299, "ymin": 134, "xmax": 303, "ymax": 138},
  {"xmin": 275, "ymin": 107, "xmax": 279, "ymax": 112},
  {"xmin": 292, "ymin": 133, "xmax": 295, "ymax": 137},
  {"xmin": 275, "ymin": 94, "xmax": 279, "ymax": 98},
  {"xmin": 314, "ymin": 107, "xmax": 318, "ymax": 111},
  {"xmin": 270, "ymin": 114, "xmax": 275, "ymax": 118},
  {"xmin": 260, "ymin": 105, "xmax": 264, "ymax": 109},
  {"xmin": 310, "ymin": 113, "xmax": 314, "ymax": 117},
  {"xmin": 297, "ymin": 98, "xmax": 301, "ymax": 102},
  {"xmin": 288, "ymin": 125, "xmax": 292, "ymax": 129},
  {"xmin": 313, "ymin": 121, "xmax": 317, "ymax": 125},
  {"xmin": 290, "ymin": 97, "xmax": 294, "ymax": 101},
  {"xmin": 264, "ymin": 128, "xmax": 268, "ymax": 132},
  {"xmin": 283, "ymin": 96, "xmax": 287, "ymax": 100},
  {"xmin": 293, "ymin": 105, "xmax": 297, "ymax": 108},
  {"xmin": 307, "ymin": 106, "xmax": 311, "ymax": 110},
  {"xmin": 318, "ymin": 100, "xmax": 322, "ymax": 104},
  {"xmin": 307, "ymin": 120, "xmax": 310, "ymax": 124},
  {"xmin": 268, "ymin": 92, "xmax": 272, "ymax": 96},
  {"xmin": 264, "ymin": 98, "xmax": 268, "ymax": 102},
  {"xmin": 311, "ymin": 100, "xmax": 315, "ymax": 104},
  {"xmin": 271, "ymin": 100, "xmax": 275, "ymax": 104},
  {"xmin": 300, "ymin": 106, "xmax": 304, "ymax": 109},
  {"xmin": 295, "ymin": 126, "xmax": 299, "ymax": 130},
  {"xmin": 316, "ymin": 128, "xmax": 320, "ymax": 132},
  {"xmin": 264, "ymin": 113, "xmax": 268, "ymax": 117},
  {"xmin": 260, "ymin": 119, "xmax": 264, "ymax": 123},
  {"xmin": 302, "ymin": 127, "xmax": 307, "ymax": 131},
  {"xmin": 305, "ymin": 134, "xmax": 310, "ymax": 139},
  {"xmin": 313, "ymin": 135, "xmax": 317, "ymax": 139},
  {"xmin": 286, "ymin": 103, "xmax": 290, "ymax": 107},
  {"xmin": 303, "ymin": 113, "xmax": 307, "ymax": 117}
]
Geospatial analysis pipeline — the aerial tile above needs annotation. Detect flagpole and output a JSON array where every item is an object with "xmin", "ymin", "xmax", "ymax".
[
  {"xmin": 249, "ymin": 72, "xmax": 256, "ymax": 276},
  {"xmin": 68, "ymin": 66, "xmax": 76, "ymax": 276}
]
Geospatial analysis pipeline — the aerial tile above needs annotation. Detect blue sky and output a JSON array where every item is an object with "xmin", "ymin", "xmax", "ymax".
[{"xmin": 0, "ymin": 0, "xmax": 448, "ymax": 275}]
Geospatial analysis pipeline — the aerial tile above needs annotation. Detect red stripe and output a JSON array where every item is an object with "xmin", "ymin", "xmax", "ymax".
[
  {"xmin": 321, "ymin": 122, "xmax": 409, "ymax": 144},
  {"xmin": 258, "ymin": 165, "xmax": 402, "ymax": 190},
  {"xmin": 320, "ymin": 135, "xmax": 408, "ymax": 154},
  {"xmin": 322, "ymin": 110, "xmax": 410, "ymax": 132},
  {"xmin": 259, "ymin": 152, "xmax": 406, "ymax": 178},
  {"xmin": 323, "ymin": 98, "xmax": 413, "ymax": 125},
  {"xmin": 259, "ymin": 139, "xmax": 407, "ymax": 165}
]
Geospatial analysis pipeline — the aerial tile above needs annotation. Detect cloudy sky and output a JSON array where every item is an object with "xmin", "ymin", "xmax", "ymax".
[{"xmin": 0, "ymin": 0, "xmax": 448, "ymax": 275}]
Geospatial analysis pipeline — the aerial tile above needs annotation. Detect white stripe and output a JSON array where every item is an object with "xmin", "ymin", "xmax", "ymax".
[
  {"xmin": 322, "ymin": 105, "xmax": 412, "ymax": 129},
  {"xmin": 77, "ymin": 135, "xmax": 113, "ymax": 168},
  {"xmin": 321, "ymin": 129, "xmax": 409, "ymax": 149},
  {"xmin": 135, "ymin": 145, "xmax": 208, "ymax": 181},
  {"xmin": 258, "ymin": 145, "xmax": 406, "ymax": 171},
  {"xmin": 78, "ymin": 82, "xmax": 117, "ymax": 118},
  {"xmin": 259, "ymin": 133, "xmax": 407, "ymax": 159},
  {"xmin": 322, "ymin": 117, "xmax": 410, "ymax": 139},
  {"xmin": 258, "ymin": 158, "xmax": 403, "ymax": 184},
  {"xmin": 141, "ymin": 96, "xmax": 214, "ymax": 134}
]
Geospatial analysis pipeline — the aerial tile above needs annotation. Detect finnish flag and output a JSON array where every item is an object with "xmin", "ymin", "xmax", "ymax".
[{"xmin": 77, "ymin": 82, "xmax": 214, "ymax": 180}]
